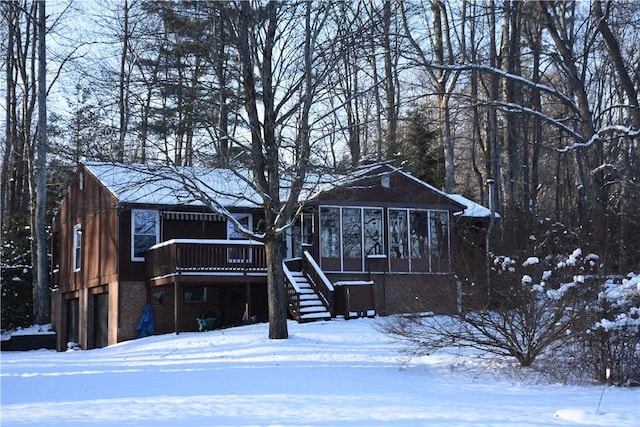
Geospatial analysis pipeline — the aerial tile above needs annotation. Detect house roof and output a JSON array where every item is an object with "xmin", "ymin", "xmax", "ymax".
[
  {"xmin": 83, "ymin": 162, "xmax": 493, "ymax": 217},
  {"xmin": 448, "ymin": 194, "xmax": 500, "ymax": 218},
  {"xmin": 84, "ymin": 162, "xmax": 334, "ymax": 208}
]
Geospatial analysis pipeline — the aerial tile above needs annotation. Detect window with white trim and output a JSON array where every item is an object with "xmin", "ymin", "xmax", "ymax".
[
  {"xmin": 73, "ymin": 224, "xmax": 82, "ymax": 271},
  {"xmin": 389, "ymin": 208, "xmax": 450, "ymax": 272},
  {"xmin": 131, "ymin": 210, "xmax": 159, "ymax": 261},
  {"xmin": 227, "ymin": 213, "xmax": 252, "ymax": 262},
  {"xmin": 319, "ymin": 206, "xmax": 384, "ymax": 271}
]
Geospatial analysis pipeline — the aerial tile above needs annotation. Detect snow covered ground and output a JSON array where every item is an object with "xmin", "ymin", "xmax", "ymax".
[{"xmin": 1, "ymin": 318, "xmax": 638, "ymax": 426}]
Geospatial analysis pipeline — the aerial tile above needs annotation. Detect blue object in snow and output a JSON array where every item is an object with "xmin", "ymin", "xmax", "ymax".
[{"xmin": 136, "ymin": 304, "xmax": 155, "ymax": 338}]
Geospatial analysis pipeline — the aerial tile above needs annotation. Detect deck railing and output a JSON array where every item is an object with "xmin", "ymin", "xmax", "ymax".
[{"xmin": 146, "ymin": 239, "xmax": 266, "ymax": 279}]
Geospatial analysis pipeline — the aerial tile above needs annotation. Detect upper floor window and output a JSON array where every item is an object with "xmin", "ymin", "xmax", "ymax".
[
  {"xmin": 73, "ymin": 224, "xmax": 82, "ymax": 271},
  {"xmin": 227, "ymin": 213, "xmax": 252, "ymax": 262},
  {"xmin": 131, "ymin": 209, "xmax": 159, "ymax": 261}
]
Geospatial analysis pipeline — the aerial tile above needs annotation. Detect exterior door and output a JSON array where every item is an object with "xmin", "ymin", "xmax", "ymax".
[
  {"xmin": 66, "ymin": 298, "xmax": 79, "ymax": 345},
  {"xmin": 94, "ymin": 293, "xmax": 109, "ymax": 348}
]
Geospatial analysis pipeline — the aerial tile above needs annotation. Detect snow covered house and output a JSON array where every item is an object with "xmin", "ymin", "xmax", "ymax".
[{"xmin": 50, "ymin": 162, "xmax": 492, "ymax": 350}]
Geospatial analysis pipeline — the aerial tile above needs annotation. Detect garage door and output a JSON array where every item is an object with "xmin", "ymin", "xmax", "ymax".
[{"xmin": 94, "ymin": 293, "xmax": 108, "ymax": 348}]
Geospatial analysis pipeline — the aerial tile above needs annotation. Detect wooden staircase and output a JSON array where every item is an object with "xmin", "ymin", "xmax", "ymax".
[
  {"xmin": 284, "ymin": 251, "xmax": 377, "ymax": 323},
  {"xmin": 287, "ymin": 270, "xmax": 331, "ymax": 321},
  {"xmin": 284, "ymin": 253, "xmax": 333, "ymax": 322}
]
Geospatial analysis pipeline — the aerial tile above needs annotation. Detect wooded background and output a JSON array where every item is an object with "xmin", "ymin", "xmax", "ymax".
[{"xmin": 2, "ymin": 1, "xmax": 639, "ymax": 326}]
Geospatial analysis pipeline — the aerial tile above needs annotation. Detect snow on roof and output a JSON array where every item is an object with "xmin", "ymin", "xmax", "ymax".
[
  {"xmin": 84, "ymin": 162, "xmax": 491, "ymax": 217},
  {"xmin": 448, "ymin": 194, "xmax": 499, "ymax": 218},
  {"xmin": 84, "ymin": 162, "xmax": 336, "ymax": 208},
  {"xmin": 85, "ymin": 162, "xmax": 261, "ymax": 207}
]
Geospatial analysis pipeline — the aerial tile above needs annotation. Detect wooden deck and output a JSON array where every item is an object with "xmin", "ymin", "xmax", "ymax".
[{"xmin": 145, "ymin": 239, "xmax": 267, "ymax": 285}]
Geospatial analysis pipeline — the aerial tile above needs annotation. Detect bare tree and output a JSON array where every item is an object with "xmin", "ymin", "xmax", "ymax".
[
  {"xmin": 1, "ymin": 0, "xmax": 48, "ymax": 324},
  {"xmin": 400, "ymin": 0, "xmax": 462, "ymax": 192},
  {"xmin": 33, "ymin": 0, "xmax": 48, "ymax": 325}
]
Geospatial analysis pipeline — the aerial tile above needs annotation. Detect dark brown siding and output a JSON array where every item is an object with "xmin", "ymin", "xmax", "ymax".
[
  {"xmin": 52, "ymin": 166, "xmax": 119, "ymax": 293},
  {"xmin": 313, "ymin": 167, "xmax": 462, "ymax": 211}
]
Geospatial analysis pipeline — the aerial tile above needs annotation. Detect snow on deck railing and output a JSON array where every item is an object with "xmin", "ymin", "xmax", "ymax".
[
  {"xmin": 283, "ymin": 262, "xmax": 302, "ymax": 293},
  {"xmin": 150, "ymin": 239, "xmax": 264, "ymax": 250}
]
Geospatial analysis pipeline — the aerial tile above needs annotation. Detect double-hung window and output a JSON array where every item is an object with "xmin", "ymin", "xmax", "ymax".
[
  {"xmin": 73, "ymin": 224, "xmax": 82, "ymax": 271},
  {"xmin": 227, "ymin": 213, "xmax": 252, "ymax": 263},
  {"xmin": 131, "ymin": 210, "xmax": 159, "ymax": 261}
]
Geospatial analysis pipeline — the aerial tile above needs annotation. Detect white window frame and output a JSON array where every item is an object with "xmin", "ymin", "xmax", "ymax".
[
  {"xmin": 319, "ymin": 205, "xmax": 384, "ymax": 272},
  {"xmin": 388, "ymin": 208, "xmax": 451, "ymax": 273},
  {"xmin": 73, "ymin": 224, "xmax": 82, "ymax": 272},
  {"xmin": 227, "ymin": 213, "xmax": 253, "ymax": 263},
  {"xmin": 131, "ymin": 209, "xmax": 160, "ymax": 262}
]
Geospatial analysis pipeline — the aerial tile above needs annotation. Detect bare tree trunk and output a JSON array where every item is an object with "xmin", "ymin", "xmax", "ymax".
[
  {"xmin": 536, "ymin": 1, "xmax": 602, "ymax": 220},
  {"xmin": 33, "ymin": 0, "xmax": 49, "ymax": 325},
  {"xmin": 1, "ymin": 2, "xmax": 16, "ymax": 229},
  {"xmin": 212, "ymin": 6, "xmax": 231, "ymax": 163},
  {"xmin": 523, "ymin": 14, "xmax": 543, "ymax": 219},
  {"xmin": 432, "ymin": 0, "xmax": 459, "ymax": 193},
  {"xmin": 501, "ymin": 0, "xmax": 522, "ymax": 217},
  {"xmin": 591, "ymin": 0, "xmax": 640, "ymax": 272},
  {"xmin": 383, "ymin": 1, "xmax": 397, "ymax": 159},
  {"xmin": 592, "ymin": 1, "xmax": 640, "ymax": 129},
  {"xmin": 237, "ymin": 1, "xmax": 287, "ymax": 339},
  {"xmin": 487, "ymin": 0, "xmax": 502, "ymax": 214},
  {"xmin": 116, "ymin": 0, "xmax": 130, "ymax": 162}
]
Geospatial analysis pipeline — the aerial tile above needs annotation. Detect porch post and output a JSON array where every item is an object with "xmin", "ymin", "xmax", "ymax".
[
  {"xmin": 174, "ymin": 279, "xmax": 180, "ymax": 335},
  {"xmin": 243, "ymin": 281, "xmax": 251, "ymax": 322}
]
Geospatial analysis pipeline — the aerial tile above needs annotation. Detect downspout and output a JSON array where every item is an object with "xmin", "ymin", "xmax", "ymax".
[{"xmin": 485, "ymin": 179, "xmax": 495, "ymax": 301}]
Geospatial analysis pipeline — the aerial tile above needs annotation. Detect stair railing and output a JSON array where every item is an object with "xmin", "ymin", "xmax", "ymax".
[
  {"xmin": 283, "ymin": 260, "xmax": 302, "ymax": 321},
  {"xmin": 302, "ymin": 251, "xmax": 334, "ymax": 316}
]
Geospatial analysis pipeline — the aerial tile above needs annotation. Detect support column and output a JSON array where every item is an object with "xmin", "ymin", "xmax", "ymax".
[
  {"xmin": 243, "ymin": 281, "xmax": 251, "ymax": 322},
  {"xmin": 174, "ymin": 279, "xmax": 180, "ymax": 334}
]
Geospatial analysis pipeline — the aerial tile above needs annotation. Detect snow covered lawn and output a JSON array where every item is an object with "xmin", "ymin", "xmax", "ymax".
[{"xmin": 1, "ymin": 318, "xmax": 638, "ymax": 426}]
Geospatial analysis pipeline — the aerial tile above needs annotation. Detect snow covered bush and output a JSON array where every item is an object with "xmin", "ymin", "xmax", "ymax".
[
  {"xmin": 578, "ymin": 273, "xmax": 640, "ymax": 386},
  {"xmin": 381, "ymin": 248, "xmax": 594, "ymax": 368},
  {"xmin": 382, "ymin": 240, "xmax": 639, "ymax": 385}
]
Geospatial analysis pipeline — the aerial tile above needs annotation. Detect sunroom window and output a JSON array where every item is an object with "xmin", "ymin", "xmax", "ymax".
[
  {"xmin": 364, "ymin": 209, "xmax": 383, "ymax": 255},
  {"xmin": 389, "ymin": 210, "xmax": 408, "ymax": 259},
  {"xmin": 389, "ymin": 208, "xmax": 450, "ymax": 272},
  {"xmin": 320, "ymin": 207, "xmax": 340, "ymax": 258},
  {"xmin": 342, "ymin": 208, "xmax": 362, "ymax": 258},
  {"xmin": 320, "ymin": 206, "xmax": 384, "ymax": 271}
]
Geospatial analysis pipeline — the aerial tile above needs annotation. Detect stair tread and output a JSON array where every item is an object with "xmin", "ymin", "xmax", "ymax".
[
  {"xmin": 300, "ymin": 311, "xmax": 331, "ymax": 319},
  {"xmin": 285, "ymin": 265, "xmax": 332, "ymax": 323},
  {"xmin": 300, "ymin": 306, "xmax": 327, "ymax": 313}
]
